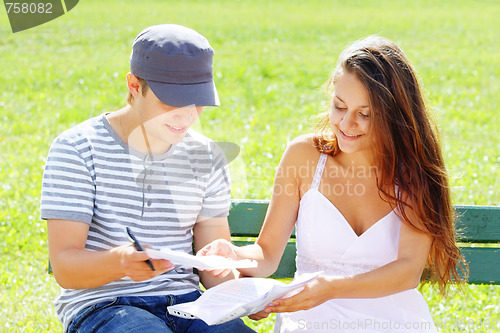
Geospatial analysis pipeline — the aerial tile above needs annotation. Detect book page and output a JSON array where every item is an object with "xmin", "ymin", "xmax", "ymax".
[
  {"xmin": 168, "ymin": 273, "xmax": 319, "ymax": 325},
  {"xmin": 242, "ymin": 272, "xmax": 319, "ymax": 313},
  {"xmin": 145, "ymin": 247, "xmax": 258, "ymax": 270},
  {"xmin": 169, "ymin": 278, "xmax": 281, "ymax": 325},
  {"xmin": 197, "ymin": 278, "xmax": 280, "ymax": 305}
]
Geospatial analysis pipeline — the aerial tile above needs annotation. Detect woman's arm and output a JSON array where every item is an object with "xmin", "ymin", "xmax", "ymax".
[
  {"xmin": 47, "ymin": 219, "xmax": 173, "ymax": 289},
  {"xmin": 198, "ymin": 137, "xmax": 313, "ymax": 277},
  {"xmin": 265, "ymin": 212, "xmax": 432, "ymax": 313}
]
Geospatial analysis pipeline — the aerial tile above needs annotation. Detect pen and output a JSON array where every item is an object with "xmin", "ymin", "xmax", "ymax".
[{"xmin": 125, "ymin": 227, "xmax": 155, "ymax": 272}]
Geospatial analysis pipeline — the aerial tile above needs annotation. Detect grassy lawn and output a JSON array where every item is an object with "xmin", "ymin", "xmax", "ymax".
[{"xmin": 1, "ymin": 0, "xmax": 499, "ymax": 331}]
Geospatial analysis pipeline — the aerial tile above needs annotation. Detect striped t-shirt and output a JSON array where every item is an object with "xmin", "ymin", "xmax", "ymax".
[{"xmin": 40, "ymin": 113, "xmax": 231, "ymax": 331}]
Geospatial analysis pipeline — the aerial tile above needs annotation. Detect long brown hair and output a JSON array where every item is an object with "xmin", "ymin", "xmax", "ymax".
[{"xmin": 314, "ymin": 36, "xmax": 467, "ymax": 294}]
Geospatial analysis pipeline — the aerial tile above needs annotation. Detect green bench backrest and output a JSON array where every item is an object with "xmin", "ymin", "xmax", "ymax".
[{"xmin": 228, "ymin": 200, "xmax": 500, "ymax": 284}]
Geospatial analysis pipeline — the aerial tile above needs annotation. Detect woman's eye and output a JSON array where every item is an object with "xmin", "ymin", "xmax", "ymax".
[
  {"xmin": 359, "ymin": 112, "xmax": 370, "ymax": 118},
  {"xmin": 334, "ymin": 105, "xmax": 346, "ymax": 111}
]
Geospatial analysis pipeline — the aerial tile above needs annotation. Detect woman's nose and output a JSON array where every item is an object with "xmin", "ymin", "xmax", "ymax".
[{"xmin": 340, "ymin": 111, "xmax": 357, "ymax": 130}]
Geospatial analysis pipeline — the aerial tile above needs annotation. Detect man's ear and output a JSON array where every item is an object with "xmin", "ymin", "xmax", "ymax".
[{"xmin": 126, "ymin": 73, "xmax": 141, "ymax": 97}]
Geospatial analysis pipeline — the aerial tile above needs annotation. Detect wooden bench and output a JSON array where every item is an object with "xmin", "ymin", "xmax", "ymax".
[
  {"xmin": 48, "ymin": 201, "xmax": 500, "ymax": 284},
  {"xmin": 228, "ymin": 199, "xmax": 500, "ymax": 284}
]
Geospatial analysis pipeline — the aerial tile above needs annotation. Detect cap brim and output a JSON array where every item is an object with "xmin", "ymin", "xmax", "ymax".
[{"xmin": 146, "ymin": 80, "xmax": 220, "ymax": 108}]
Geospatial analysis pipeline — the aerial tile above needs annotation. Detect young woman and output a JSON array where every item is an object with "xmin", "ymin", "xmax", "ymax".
[{"xmin": 199, "ymin": 36, "xmax": 466, "ymax": 332}]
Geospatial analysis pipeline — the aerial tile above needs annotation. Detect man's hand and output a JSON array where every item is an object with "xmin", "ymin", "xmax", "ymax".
[{"xmin": 112, "ymin": 244, "xmax": 174, "ymax": 281}]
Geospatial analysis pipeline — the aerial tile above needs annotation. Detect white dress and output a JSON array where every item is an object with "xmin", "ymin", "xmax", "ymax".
[{"xmin": 274, "ymin": 154, "xmax": 437, "ymax": 333}]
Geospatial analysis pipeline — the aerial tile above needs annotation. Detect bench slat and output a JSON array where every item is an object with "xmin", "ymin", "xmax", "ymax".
[
  {"xmin": 455, "ymin": 206, "xmax": 500, "ymax": 243},
  {"xmin": 461, "ymin": 247, "xmax": 500, "ymax": 284},
  {"xmin": 229, "ymin": 201, "xmax": 500, "ymax": 243},
  {"xmin": 228, "ymin": 200, "xmax": 273, "ymax": 237},
  {"xmin": 233, "ymin": 240, "xmax": 297, "ymax": 278},
  {"xmin": 232, "ymin": 240, "xmax": 500, "ymax": 284}
]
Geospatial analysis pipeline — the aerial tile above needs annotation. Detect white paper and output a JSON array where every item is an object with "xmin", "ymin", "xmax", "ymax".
[
  {"xmin": 167, "ymin": 273, "xmax": 319, "ymax": 325},
  {"xmin": 145, "ymin": 247, "xmax": 258, "ymax": 270}
]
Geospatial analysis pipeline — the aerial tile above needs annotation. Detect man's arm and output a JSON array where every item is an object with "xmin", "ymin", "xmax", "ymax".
[
  {"xmin": 47, "ymin": 219, "xmax": 173, "ymax": 289},
  {"xmin": 193, "ymin": 216, "xmax": 238, "ymax": 289}
]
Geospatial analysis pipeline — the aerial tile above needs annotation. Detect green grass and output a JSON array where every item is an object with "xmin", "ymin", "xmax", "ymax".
[{"xmin": 0, "ymin": 0, "xmax": 499, "ymax": 331}]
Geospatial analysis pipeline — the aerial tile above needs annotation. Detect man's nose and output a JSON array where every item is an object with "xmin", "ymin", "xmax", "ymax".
[{"xmin": 171, "ymin": 107, "xmax": 198, "ymax": 123}]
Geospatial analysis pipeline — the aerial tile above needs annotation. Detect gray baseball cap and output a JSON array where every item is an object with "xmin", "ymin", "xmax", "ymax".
[{"xmin": 130, "ymin": 24, "xmax": 220, "ymax": 107}]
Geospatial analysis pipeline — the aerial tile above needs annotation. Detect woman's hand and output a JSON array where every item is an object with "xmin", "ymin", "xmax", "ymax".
[
  {"xmin": 264, "ymin": 276, "xmax": 336, "ymax": 313},
  {"xmin": 248, "ymin": 309, "xmax": 272, "ymax": 321},
  {"xmin": 196, "ymin": 239, "xmax": 239, "ymax": 278}
]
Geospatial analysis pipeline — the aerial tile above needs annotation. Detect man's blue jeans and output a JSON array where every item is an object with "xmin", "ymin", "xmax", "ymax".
[{"xmin": 67, "ymin": 290, "xmax": 256, "ymax": 332}]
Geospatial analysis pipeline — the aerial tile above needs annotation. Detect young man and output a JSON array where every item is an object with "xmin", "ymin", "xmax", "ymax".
[{"xmin": 41, "ymin": 24, "xmax": 255, "ymax": 333}]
